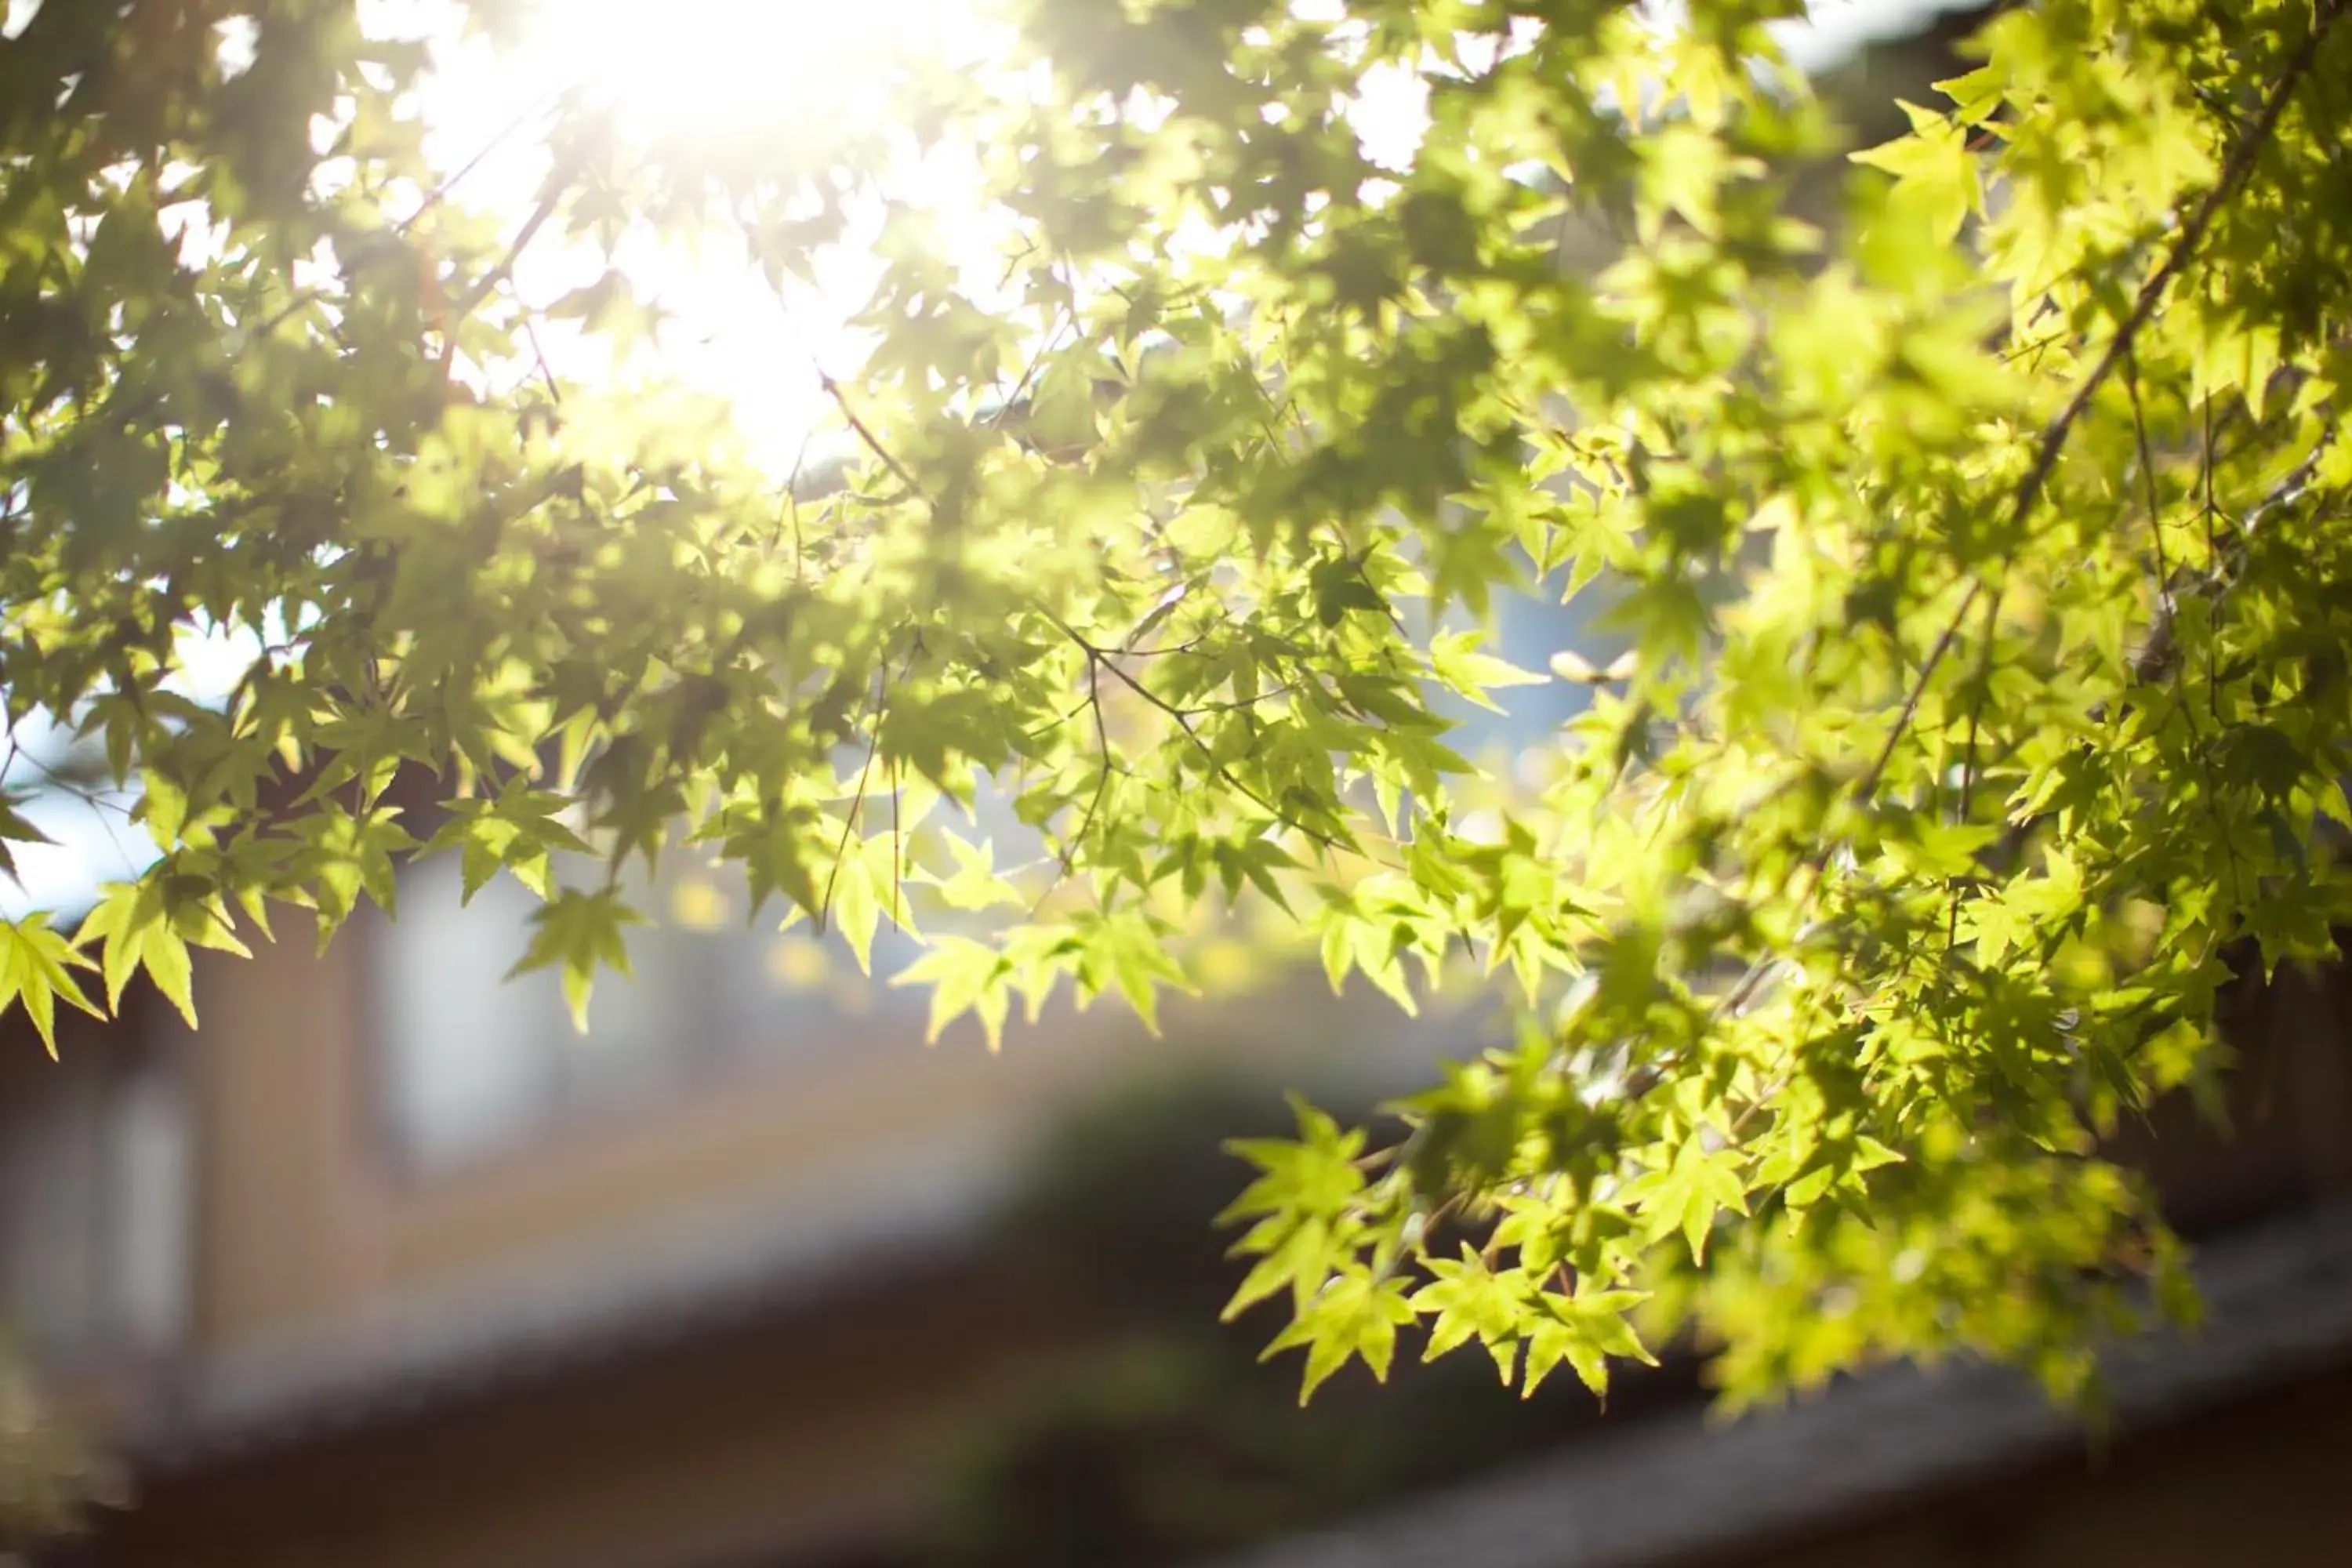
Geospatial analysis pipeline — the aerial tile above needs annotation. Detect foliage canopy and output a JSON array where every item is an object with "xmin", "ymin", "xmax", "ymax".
[{"xmin": 5, "ymin": 0, "xmax": 2352, "ymax": 1410}]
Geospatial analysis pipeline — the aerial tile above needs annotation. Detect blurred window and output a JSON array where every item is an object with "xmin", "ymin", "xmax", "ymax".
[
  {"xmin": 370, "ymin": 848, "xmax": 934, "ymax": 1176},
  {"xmin": 0, "ymin": 1037, "xmax": 192, "ymax": 1366},
  {"xmin": 368, "ymin": 574, "xmax": 1608, "ymax": 1179}
]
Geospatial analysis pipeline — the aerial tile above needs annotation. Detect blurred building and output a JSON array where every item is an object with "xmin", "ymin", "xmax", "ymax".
[
  {"xmin": 0, "ymin": 841, "xmax": 1447, "ymax": 1568},
  {"xmin": 8, "ymin": 820, "xmax": 2352, "ymax": 1568},
  {"xmin": 1208, "ymin": 967, "xmax": 2352, "ymax": 1568}
]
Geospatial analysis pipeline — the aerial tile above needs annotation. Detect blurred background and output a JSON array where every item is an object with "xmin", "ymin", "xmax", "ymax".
[{"xmin": 8, "ymin": 5, "xmax": 2352, "ymax": 1567}]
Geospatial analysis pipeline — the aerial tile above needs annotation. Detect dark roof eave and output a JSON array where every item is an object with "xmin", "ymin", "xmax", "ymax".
[
  {"xmin": 125, "ymin": 1138, "xmax": 1008, "ymax": 1473},
  {"xmin": 1204, "ymin": 1197, "xmax": 2352, "ymax": 1568}
]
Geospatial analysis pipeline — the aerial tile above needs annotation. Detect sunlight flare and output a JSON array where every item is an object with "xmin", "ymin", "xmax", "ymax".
[{"xmin": 520, "ymin": 0, "xmax": 984, "ymax": 141}]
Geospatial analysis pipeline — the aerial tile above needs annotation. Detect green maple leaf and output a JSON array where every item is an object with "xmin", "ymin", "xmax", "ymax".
[
  {"xmin": 1262, "ymin": 1266, "xmax": 1421, "ymax": 1404},
  {"xmin": 0, "ymin": 919, "xmax": 102, "ymax": 1057},
  {"xmin": 1626, "ymin": 1133, "xmax": 1752, "ymax": 1265},
  {"xmin": 1523, "ymin": 1287, "xmax": 1658, "ymax": 1400},
  {"xmin": 1410, "ymin": 1247, "xmax": 1532, "ymax": 1386}
]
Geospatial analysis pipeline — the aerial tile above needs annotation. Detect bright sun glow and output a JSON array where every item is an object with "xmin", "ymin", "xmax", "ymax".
[
  {"xmin": 390, "ymin": 0, "xmax": 1017, "ymax": 482},
  {"xmin": 521, "ymin": 0, "xmax": 987, "ymax": 140}
]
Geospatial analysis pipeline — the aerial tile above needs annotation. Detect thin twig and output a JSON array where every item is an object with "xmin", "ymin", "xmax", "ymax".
[
  {"xmin": 818, "ymin": 674, "xmax": 887, "ymax": 935},
  {"xmin": 1853, "ymin": 0, "xmax": 2336, "ymax": 816},
  {"xmin": 395, "ymin": 96, "xmax": 555, "ymax": 238},
  {"xmin": 1028, "ymin": 656, "xmax": 1119, "ymax": 918},
  {"xmin": 2119, "ymin": 336, "xmax": 2247, "ymax": 929},
  {"xmin": 1120, "ymin": 628, "xmax": 1221, "ymax": 658},
  {"xmin": 992, "ymin": 302, "xmax": 1074, "ymax": 434},
  {"xmin": 778, "ymin": 428, "xmax": 815, "ymax": 569},
  {"xmin": 818, "ymin": 368, "xmax": 1370, "ymax": 860},
  {"xmin": 1946, "ymin": 579, "xmax": 2005, "ymax": 953},
  {"xmin": 1998, "ymin": 0, "xmax": 2336, "ymax": 557},
  {"xmin": 1855, "ymin": 576, "xmax": 1984, "ymax": 805},
  {"xmin": 448, "ymin": 176, "xmax": 570, "ymax": 325},
  {"xmin": 521, "ymin": 315, "xmax": 564, "ymax": 406},
  {"xmin": 1021, "ymin": 694, "xmax": 1095, "ymax": 744},
  {"xmin": 2123, "ymin": 347, "xmax": 2191, "ymax": 717},
  {"xmin": 2128, "ymin": 429, "xmax": 2334, "ymax": 697},
  {"xmin": 1181, "ymin": 679, "xmax": 1312, "ymax": 716},
  {"xmin": 1066, "ymin": 656, "xmax": 1112, "ymax": 874},
  {"xmin": 818, "ymin": 371, "xmax": 924, "ymax": 496},
  {"xmin": 1058, "ymin": 612, "xmax": 1353, "ymax": 854}
]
